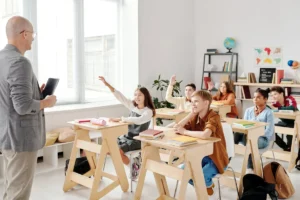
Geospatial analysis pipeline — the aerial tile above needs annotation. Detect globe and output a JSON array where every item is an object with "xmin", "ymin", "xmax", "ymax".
[{"xmin": 224, "ymin": 37, "xmax": 236, "ymax": 53}]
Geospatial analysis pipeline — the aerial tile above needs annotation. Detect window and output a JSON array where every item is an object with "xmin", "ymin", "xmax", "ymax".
[
  {"xmin": 37, "ymin": 0, "xmax": 76, "ymax": 104},
  {"xmin": 0, "ymin": 0, "xmax": 138, "ymax": 105},
  {"xmin": 0, "ymin": 0, "xmax": 23, "ymax": 48}
]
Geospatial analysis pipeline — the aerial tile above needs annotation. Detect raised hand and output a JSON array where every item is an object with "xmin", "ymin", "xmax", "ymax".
[
  {"xmin": 98, "ymin": 76, "xmax": 107, "ymax": 85},
  {"xmin": 169, "ymin": 75, "xmax": 176, "ymax": 86}
]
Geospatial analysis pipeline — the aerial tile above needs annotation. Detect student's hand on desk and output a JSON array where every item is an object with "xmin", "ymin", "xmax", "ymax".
[
  {"xmin": 169, "ymin": 75, "xmax": 176, "ymax": 86},
  {"xmin": 174, "ymin": 126, "xmax": 186, "ymax": 135},
  {"xmin": 109, "ymin": 118, "xmax": 121, "ymax": 122}
]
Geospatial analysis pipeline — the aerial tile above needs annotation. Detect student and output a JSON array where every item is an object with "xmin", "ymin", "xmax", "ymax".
[
  {"xmin": 174, "ymin": 90, "xmax": 229, "ymax": 200},
  {"xmin": 234, "ymin": 88, "xmax": 274, "ymax": 172},
  {"xmin": 270, "ymin": 86, "xmax": 298, "ymax": 151},
  {"xmin": 208, "ymin": 81, "xmax": 238, "ymax": 118},
  {"xmin": 166, "ymin": 75, "xmax": 196, "ymax": 111},
  {"xmin": 99, "ymin": 76, "xmax": 155, "ymax": 180}
]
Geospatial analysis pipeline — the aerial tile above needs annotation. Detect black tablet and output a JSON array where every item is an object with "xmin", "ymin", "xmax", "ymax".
[{"xmin": 42, "ymin": 78, "xmax": 59, "ymax": 99}]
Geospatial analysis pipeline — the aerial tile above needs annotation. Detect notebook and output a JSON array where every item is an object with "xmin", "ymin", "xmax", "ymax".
[
  {"xmin": 233, "ymin": 121, "xmax": 255, "ymax": 128},
  {"xmin": 168, "ymin": 136, "xmax": 198, "ymax": 147}
]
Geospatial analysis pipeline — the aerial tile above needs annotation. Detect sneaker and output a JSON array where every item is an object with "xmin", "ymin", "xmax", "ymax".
[
  {"xmin": 131, "ymin": 154, "xmax": 141, "ymax": 181},
  {"xmin": 246, "ymin": 168, "xmax": 254, "ymax": 174}
]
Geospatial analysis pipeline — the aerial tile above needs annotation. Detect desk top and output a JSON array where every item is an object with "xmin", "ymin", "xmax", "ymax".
[
  {"xmin": 155, "ymin": 108, "xmax": 189, "ymax": 118},
  {"xmin": 223, "ymin": 118, "xmax": 267, "ymax": 132},
  {"xmin": 68, "ymin": 118, "xmax": 130, "ymax": 131},
  {"xmin": 134, "ymin": 126, "xmax": 220, "ymax": 150},
  {"xmin": 273, "ymin": 111, "xmax": 300, "ymax": 120}
]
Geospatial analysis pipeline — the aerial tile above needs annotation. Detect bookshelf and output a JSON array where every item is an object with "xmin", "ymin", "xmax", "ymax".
[
  {"xmin": 234, "ymin": 82, "xmax": 300, "ymax": 104},
  {"xmin": 201, "ymin": 52, "xmax": 238, "ymax": 90},
  {"xmin": 234, "ymin": 82, "xmax": 300, "ymax": 88}
]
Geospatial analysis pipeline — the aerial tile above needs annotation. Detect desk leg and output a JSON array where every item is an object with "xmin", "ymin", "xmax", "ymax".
[
  {"xmin": 134, "ymin": 145, "xmax": 170, "ymax": 199},
  {"xmin": 238, "ymin": 141, "xmax": 251, "ymax": 197},
  {"xmin": 248, "ymin": 128, "xmax": 263, "ymax": 177},
  {"xmin": 63, "ymin": 129, "xmax": 89, "ymax": 192},
  {"xmin": 185, "ymin": 144, "xmax": 213, "ymax": 200},
  {"xmin": 105, "ymin": 132, "xmax": 129, "ymax": 192}
]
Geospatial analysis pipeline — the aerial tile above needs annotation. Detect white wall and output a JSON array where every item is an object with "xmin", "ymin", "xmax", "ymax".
[
  {"xmin": 138, "ymin": 0, "xmax": 195, "ymax": 98},
  {"xmin": 194, "ymin": 0, "xmax": 300, "ymax": 88}
]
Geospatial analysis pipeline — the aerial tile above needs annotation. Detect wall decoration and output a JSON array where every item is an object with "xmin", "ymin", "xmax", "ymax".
[{"xmin": 254, "ymin": 47, "xmax": 282, "ymax": 67}]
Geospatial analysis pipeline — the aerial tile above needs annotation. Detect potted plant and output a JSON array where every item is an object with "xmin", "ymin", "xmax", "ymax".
[{"xmin": 152, "ymin": 75, "xmax": 182, "ymax": 125}]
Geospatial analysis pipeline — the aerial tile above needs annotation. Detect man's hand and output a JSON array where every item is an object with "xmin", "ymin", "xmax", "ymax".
[
  {"xmin": 45, "ymin": 95, "xmax": 57, "ymax": 108},
  {"xmin": 40, "ymin": 83, "xmax": 45, "ymax": 92}
]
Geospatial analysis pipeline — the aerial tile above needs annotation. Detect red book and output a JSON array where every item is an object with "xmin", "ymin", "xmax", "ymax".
[
  {"xmin": 276, "ymin": 69, "xmax": 284, "ymax": 84},
  {"xmin": 203, "ymin": 77, "xmax": 211, "ymax": 89},
  {"xmin": 139, "ymin": 129, "xmax": 164, "ymax": 139}
]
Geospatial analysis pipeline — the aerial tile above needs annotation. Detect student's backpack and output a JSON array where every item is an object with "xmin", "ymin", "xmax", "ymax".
[
  {"xmin": 65, "ymin": 157, "xmax": 91, "ymax": 175},
  {"xmin": 263, "ymin": 161, "xmax": 294, "ymax": 199},
  {"xmin": 240, "ymin": 174, "xmax": 278, "ymax": 200}
]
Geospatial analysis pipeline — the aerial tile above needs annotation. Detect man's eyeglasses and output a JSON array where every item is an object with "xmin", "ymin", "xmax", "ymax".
[{"xmin": 19, "ymin": 30, "xmax": 37, "ymax": 39}]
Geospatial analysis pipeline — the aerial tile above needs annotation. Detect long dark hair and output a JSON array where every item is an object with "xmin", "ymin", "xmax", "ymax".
[
  {"xmin": 215, "ymin": 81, "xmax": 235, "ymax": 100},
  {"xmin": 133, "ymin": 87, "xmax": 156, "ymax": 117}
]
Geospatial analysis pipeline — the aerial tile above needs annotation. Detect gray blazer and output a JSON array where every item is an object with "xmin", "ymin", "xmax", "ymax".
[{"xmin": 0, "ymin": 44, "xmax": 45, "ymax": 152}]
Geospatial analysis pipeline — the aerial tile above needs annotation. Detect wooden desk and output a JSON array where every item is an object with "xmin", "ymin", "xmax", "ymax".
[
  {"xmin": 263, "ymin": 111, "xmax": 300, "ymax": 172},
  {"xmin": 224, "ymin": 118, "xmax": 267, "ymax": 197},
  {"xmin": 155, "ymin": 108, "xmax": 189, "ymax": 124},
  {"xmin": 210, "ymin": 104, "xmax": 231, "ymax": 119},
  {"xmin": 63, "ymin": 120, "xmax": 129, "ymax": 200},
  {"xmin": 134, "ymin": 127, "xmax": 220, "ymax": 200}
]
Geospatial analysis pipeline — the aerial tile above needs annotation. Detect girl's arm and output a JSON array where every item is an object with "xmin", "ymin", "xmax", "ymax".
[
  {"xmin": 99, "ymin": 76, "xmax": 134, "ymax": 110},
  {"xmin": 122, "ymin": 109, "xmax": 153, "ymax": 125}
]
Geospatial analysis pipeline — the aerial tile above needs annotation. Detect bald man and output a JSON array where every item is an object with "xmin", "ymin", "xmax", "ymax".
[{"xmin": 0, "ymin": 16, "xmax": 57, "ymax": 200}]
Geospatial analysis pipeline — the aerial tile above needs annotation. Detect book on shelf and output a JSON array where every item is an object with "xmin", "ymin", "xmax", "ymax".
[
  {"xmin": 247, "ymin": 73, "xmax": 257, "ymax": 83},
  {"xmin": 241, "ymin": 86, "xmax": 251, "ymax": 99},
  {"xmin": 168, "ymin": 136, "xmax": 198, "ymax": 147},
  {"xmin": 233, "ymin": 121, "xmax": 255, "ymax": 128},
  {"xmin": 139, "ymin": 129, "xmax": 164, "ymax": 139},
  {"xmin": 276, "ymin": 69, "xmax": 284, "ymax": 84},
  {"xmin": 207, "ymin": 49, "xmax": 218, "ymax": 53},
  {"xmin": 203, "ymin": 76, "xmax": 211, "ymax": 89},
  {"xmin": 272, "ymin": 73, "xmax": 275, "ymax": 84}
]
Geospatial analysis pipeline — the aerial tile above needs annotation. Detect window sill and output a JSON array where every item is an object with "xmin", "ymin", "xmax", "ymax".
[{"xmin": 44, "ymin": 100, "xmax": 122, "ymax": 114}]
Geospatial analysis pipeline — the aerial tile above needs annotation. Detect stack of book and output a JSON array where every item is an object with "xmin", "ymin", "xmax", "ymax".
[
  {"xmin": 280, "ymin": 78, "xmax": 294, "ymax": 84},
  {"xmin": 237, "ymin": 77, "xmax": 247, "ymax": 83},
  {"xmin": 167, "ymin": 136, "xmax": 198, "ymax": 147},
  {"xmin": 233, "ymin": 121, "xmax": 255, "ymax": 128},
  {"xmin": 139, "ymin": 129, "xmax": 164, "ymax": 140},
  {"xmin": 206, "ymin": 49, "xmax": 218, "ymax": 53}
]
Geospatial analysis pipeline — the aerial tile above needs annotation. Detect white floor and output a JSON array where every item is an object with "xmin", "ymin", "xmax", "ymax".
[{"xmin": 0, "ymin": 154, "xmax": 300, "ymax": 200}]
